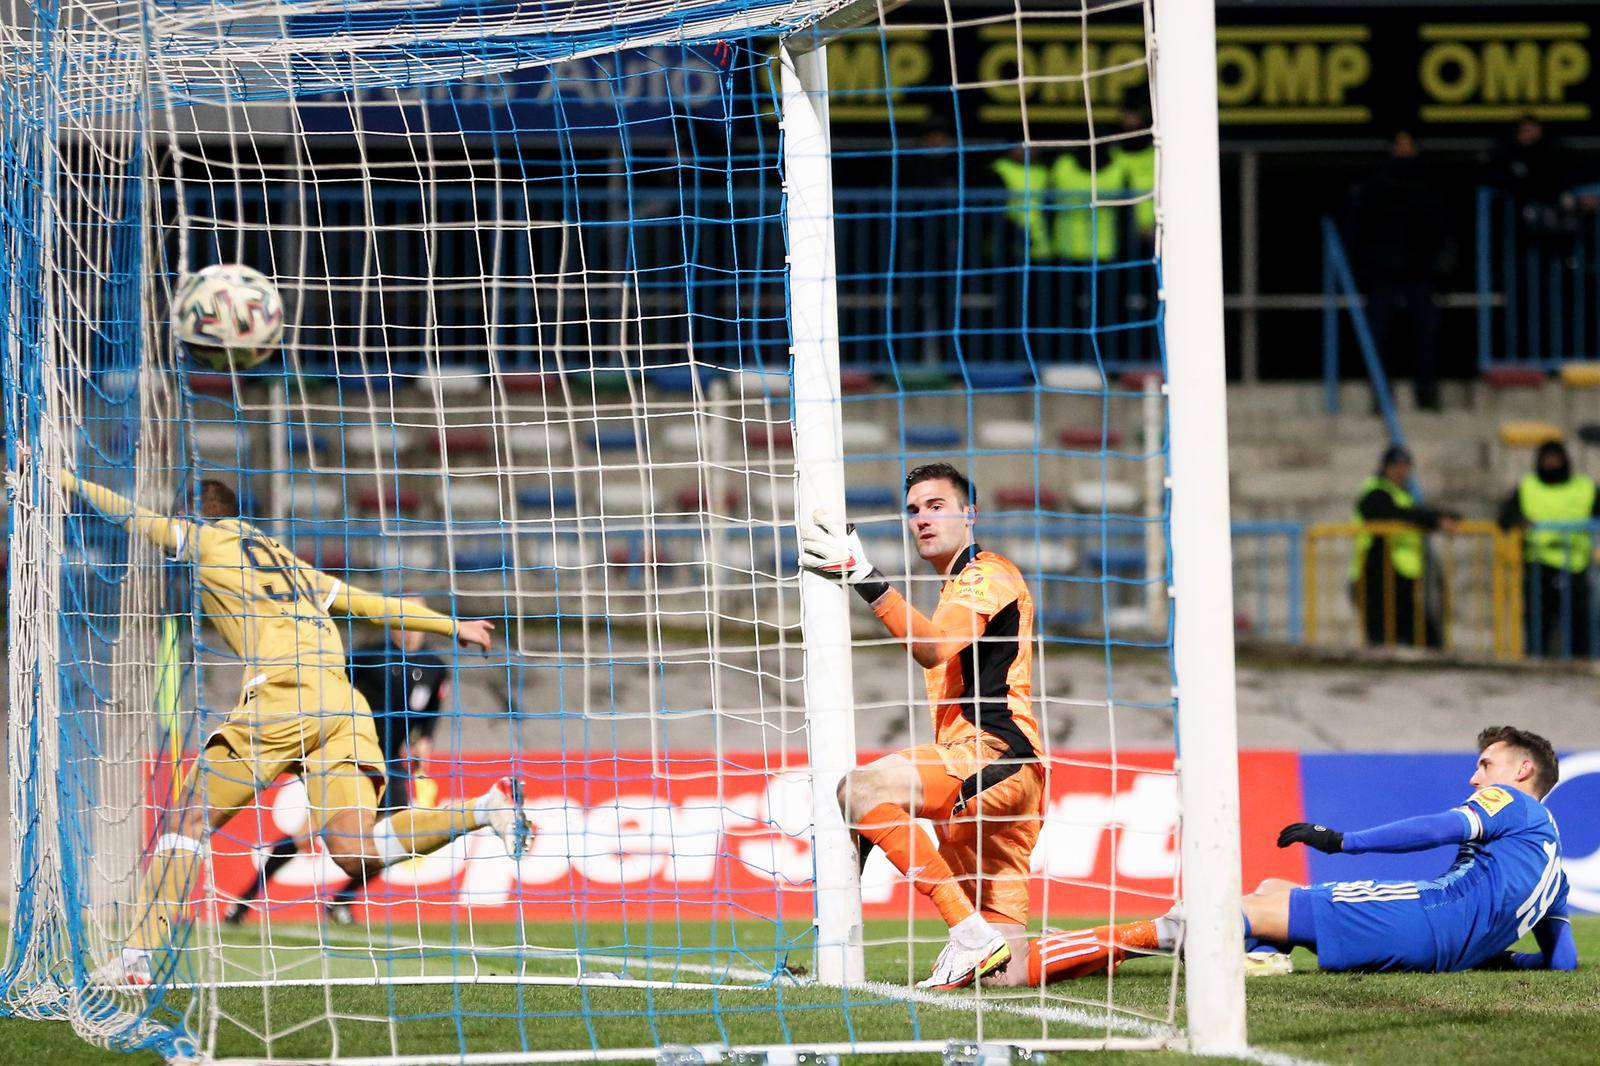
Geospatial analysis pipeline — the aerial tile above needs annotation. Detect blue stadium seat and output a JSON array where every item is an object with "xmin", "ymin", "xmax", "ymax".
[
  {"xmin": 845, "ymin": 486, "xmax": 900, "ymax": 511},
  {"xmin": 286, "ymin": 430, "xmax": 327, "ymax": 459},
  {"xmin": 902, "ymin": 425, "xmax": 961, "ymax": 448},
  {"xmin": 964, "ymin": 366, "xmax": 1032, "ymax": 390},
  {"xmin": 1090, "ymin": 549, "xmax": 1145, "ymax": 574},
  {"xmin": 646, "ymin": 365, "xmax": 719, "ymax": 394},
  {"xmin": 592, "ymin": 428, "xmax": 637, "ymax": 451},
  {"xmin": 517, "ymin": 487, "xmax": 579, "ymax": 511},
  {"xmin": 453, "ymin": 545, "xmax": 509, "ymax": 572}
]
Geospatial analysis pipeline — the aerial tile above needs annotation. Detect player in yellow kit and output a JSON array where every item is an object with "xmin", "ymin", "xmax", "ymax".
[{"xmin": 64, "ymin": 473, "xmax": 532, "ymax": 985}]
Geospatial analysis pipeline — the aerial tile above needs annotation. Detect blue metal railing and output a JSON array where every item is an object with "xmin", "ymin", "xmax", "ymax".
[
  {"xmin": 1320, "ymin": 216, "xmax": 1405, "ymax": 446},
  {"xmin": 1232, "ymin": 521, "xmax": 1303, "ymax": 644},
  {"xmin": 1476, "ymin": 186, "xmax": 1600, "ymax": 370}
]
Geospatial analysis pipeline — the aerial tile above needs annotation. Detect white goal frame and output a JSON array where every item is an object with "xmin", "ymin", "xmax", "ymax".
[
  {"xmin": 1155, "ymin": 0, "xmax": 1248, "ymax": 1053},
  {"xmin": 784, "ymin": 0, "xmax": 1249, "ymax": 1052}
]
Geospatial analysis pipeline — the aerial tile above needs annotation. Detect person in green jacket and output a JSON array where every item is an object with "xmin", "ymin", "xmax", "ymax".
[
  {"xmin": 1497, "ymin": 440, "xmax": 1600, "ymax": 657},
  {"xmin": 992, "ymin": 145, "xmax": 1053, "ymax": 261},
  {"xmin": 1350, "ymin": 445, "xmax": 1457, "ymax": 648}
]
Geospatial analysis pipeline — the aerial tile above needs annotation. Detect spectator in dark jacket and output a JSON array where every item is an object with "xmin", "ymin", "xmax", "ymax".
[
  {"xmin": 1490, "ymin": 115, "xmax": 1580, "ymax": 212},
  {"xmin": 1348, "ymin": 131, "xmax": 1448, "ymax": 411}
]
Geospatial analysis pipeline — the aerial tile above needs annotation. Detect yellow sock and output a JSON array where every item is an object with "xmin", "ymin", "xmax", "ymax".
[
  {"xmin": 373, "ymin": 801, "xmax": 479, "ymax": 861},
  {"xmin": 129, "ymin": 834, "xmax": 204, "ymax": 951}
]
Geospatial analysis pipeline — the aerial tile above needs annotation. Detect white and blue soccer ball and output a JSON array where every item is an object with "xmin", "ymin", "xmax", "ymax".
[{"xmin": 171, "ymin": 264, "xmax": 284, "ymax": 371}]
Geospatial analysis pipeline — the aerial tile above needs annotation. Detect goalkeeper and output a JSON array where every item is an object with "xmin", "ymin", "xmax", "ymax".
[
  {"xmin": 799, "ymin": 463, "xmax": 1043, "ymax": 989},
  {"xmin": 65, "ymin": 473, "xmax": 532, "ymax": 985}
]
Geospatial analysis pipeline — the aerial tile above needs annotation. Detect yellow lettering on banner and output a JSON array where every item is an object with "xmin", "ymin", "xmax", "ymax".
[
  {"xmin": 1262, "ymin": 43, "xmax": 1320, "ymax": 104},
  {"xmin": 1421, "ymin": 41, "xmax": 1478, "ymax": 104},
  {"xmin": 1096, "ymin": 42, "xmax": 1152, "ymax": 105},
  {"xmin": 829, "ymin": 41, "xmax": 885, "ymax": 95},
  {"xmin": 1213, "ymin": 28, "xmax": 1371, "ymax": 123},
  {"xmin": 1034, "ymin": 41, "xmax": 1081, "ymax": 107},
  {"xmin": 1418, "ymin": 24, "xmax": 1591, "ymax": 122},
  {"xmin": 1548, "ymin": 42, "xmax": 1591, "ymax": 97},
  {"xmin": 1483, "ymin": 41, "xmax": 1541, "ymax": 102},
  {"xmin": 977, "ymin": 41, "xmax": 1021, "ymax": 104},
  {"xmin": 974, "ymin": 39, "xmax": 1148, "ymax": 122},
  {"xmin": 1327, "ymin": 43, "xmax": 1370, "ymax": 99},
  {"xmin": 1216, "ymin": 43, "xmax": 1257, "ymax": 106},
  {"xmin": 818, "ymin": 35, "xmax": 934, "ymax": 122}
]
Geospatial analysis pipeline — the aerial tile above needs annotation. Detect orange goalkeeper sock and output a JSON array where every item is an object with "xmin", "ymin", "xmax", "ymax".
[
  {"xmin": 856, "ymin": 802, "xmax": 975, "ymax": 928},
  {"xmin": 1026, "ymin": 920, "xmax": 1160, "ymax": 985}
]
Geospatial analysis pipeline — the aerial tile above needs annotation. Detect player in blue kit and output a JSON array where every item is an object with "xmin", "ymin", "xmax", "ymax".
[
  {"xmin": 1253, "ymin": 725, "xmax": 1577, "ymax": 973},
  {"xmin": 1020, "ymin": 725, "xmax": 1577, "ymax": 983}
]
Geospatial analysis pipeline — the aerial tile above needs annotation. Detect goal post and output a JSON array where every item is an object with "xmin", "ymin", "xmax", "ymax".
[
  {"xmin": 1157, "ymin": 0, "xmax": 1250, "ymax": 1053},
  {"xmin": 780, "ymin": 36, "xmax": 867, "ymax": 987}
]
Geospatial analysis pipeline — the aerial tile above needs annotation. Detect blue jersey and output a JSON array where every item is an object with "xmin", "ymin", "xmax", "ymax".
[
  {"xmin": 1424, "ymin": 785, "xmax": 1568, "ymax": 971},
  {"xmin": 1298, "ymin": 785, "xmax": 1569, "ymax": 973}
]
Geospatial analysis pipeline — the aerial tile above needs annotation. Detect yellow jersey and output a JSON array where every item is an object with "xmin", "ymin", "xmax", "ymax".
[{"xmin": 63, "ymin": 473, "xmax": 457, "ymax": 676}]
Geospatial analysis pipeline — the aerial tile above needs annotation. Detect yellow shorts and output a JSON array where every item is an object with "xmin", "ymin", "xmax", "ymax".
[
  {"xmin": 198, "ymin": 667, "xmax": 385, "ymax": 830},
  {"xmin": 903, "ymin": 736, "xmax": 1045, "ymax": 927}
]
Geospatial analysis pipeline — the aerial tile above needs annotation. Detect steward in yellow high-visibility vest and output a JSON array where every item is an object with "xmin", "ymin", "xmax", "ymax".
[
  {"xmin": 1498, "ymin": 440, "xmax": 1599, "ymax": 657},
  {"xmin": 1050, "ymin": 150, "xmax": 1119, "ymax": 263},
  {"xmin": 1107, "ymin": 142, "xmax": 1155, "ymax": 236},
  {"xmin": 1350, "ymin": 444, "xmax": 1454, "ymax": 648},
  {"xmin": 992, "ymin": 150, "xmax": 1053, "ymax": 261},
  {"xmin": 1107, "ymin": 105, "xmax": 1156, "ymax": 239},
  {"xmin": 1351, "ymin": 475, "xmax": 1423, "ymax": 580}
]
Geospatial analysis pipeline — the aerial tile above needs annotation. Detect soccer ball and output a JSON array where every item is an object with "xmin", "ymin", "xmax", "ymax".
[{"xmin": 171, "ymin": 264, "xmax": 284, "ymax": 371}]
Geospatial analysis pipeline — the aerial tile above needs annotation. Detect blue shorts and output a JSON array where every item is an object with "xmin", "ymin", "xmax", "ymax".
[{"xmin": 1289, "ymin": 880, "xmax": 1439, "ymax": 972}]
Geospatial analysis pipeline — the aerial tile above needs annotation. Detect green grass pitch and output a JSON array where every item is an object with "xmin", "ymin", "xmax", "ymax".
[{"xmin": 1, "ymin": 917, "xmax": 1596, "ymax": 1064}]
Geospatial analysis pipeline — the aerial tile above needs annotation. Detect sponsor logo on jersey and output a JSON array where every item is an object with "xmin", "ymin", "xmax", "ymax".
[
  {"xmin": 955, "ymin": 567, "xmax": 988, "ymax": 591},
  {"xmin": 1471, "ymin": 786, "xmax": 1514, "ymax": 816}
]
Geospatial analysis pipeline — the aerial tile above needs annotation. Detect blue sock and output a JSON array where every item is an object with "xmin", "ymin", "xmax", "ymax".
[{"xmin": 1242, "ymin": 911, "xmax": 1261, "ymax": 953}]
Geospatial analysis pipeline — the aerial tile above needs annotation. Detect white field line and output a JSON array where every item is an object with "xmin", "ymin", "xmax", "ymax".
[
  {"xmin": 202, "ymin": 928, "xmax": 1331, "ymax": 1065},
  {"xmin": 1236, "ymin": 1048, "xmax": 1334, "ymax": 1066},
  {"xmin": 847, "ymin": 979, "xmax": 1175, "ymax": 1038}
]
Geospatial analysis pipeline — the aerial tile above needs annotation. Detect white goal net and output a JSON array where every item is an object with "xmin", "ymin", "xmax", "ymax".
[{"xmin": 1, "ymin": 0, "xmax": 1245, "ymax": 1060}]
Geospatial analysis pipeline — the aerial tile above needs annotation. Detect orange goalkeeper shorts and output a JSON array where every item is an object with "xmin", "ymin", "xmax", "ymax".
[{"xmin": 902, "ymin": 736, "xmax": 1045, "ymax": 927}]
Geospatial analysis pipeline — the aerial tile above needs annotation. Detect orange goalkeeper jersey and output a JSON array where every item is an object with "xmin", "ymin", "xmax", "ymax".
[
  {"xmin": 872, "ymin": 542, "xmax": 1040, "ymax": 757},
  {"xmin": 923, "ymin": 544, "xmax": 1039, "ymax": 756},
  {"xmin": 63, "ymin": 473, "xmax": 456, "ymax": 675}
]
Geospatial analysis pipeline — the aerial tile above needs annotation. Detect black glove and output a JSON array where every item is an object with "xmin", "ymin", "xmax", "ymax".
[{"xmin": 1276, "ymin": 822, "xmax": 1344, "ymax": 854}]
